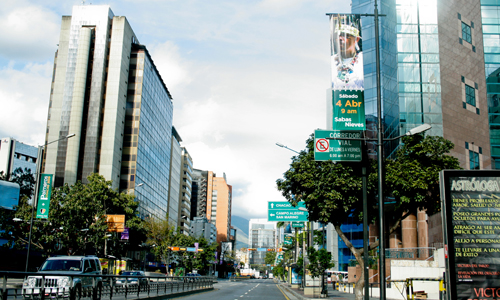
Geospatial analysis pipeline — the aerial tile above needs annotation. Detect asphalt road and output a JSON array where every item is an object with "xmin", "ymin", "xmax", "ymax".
[{"xmin": 178, "ymin": 279, "xmax": 290, "ymax": 300}]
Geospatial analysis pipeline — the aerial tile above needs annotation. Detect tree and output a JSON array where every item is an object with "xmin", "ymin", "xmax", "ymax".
[
  {"xmin": 0, "ymin": 168, "xmax": 36, "ymax": 249},
  {"xmin": 276, "ymin": 133, "xmax": 460, "ymax": 300},
  {"xmin": 144, "ymin": 217, "xmax": 218, "ymax": 275},
  {"xmin": 7, "ymin": 173, "xmax": 143, "ymax": 263}
]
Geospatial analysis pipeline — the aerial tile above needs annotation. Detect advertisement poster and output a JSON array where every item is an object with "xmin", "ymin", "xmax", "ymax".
[
  {"xmin": 441, "ymin": 170, "xmax": 500, "ymax": 300},
  {"xmin": 330, "ymin": 14, "xmax": 365, "ymax": 131},
  {"xmin": 36, "ymin": 174, "xmax": 53, "ymax": 219}
]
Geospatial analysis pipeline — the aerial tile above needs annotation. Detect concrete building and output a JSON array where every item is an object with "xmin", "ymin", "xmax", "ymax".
[
  {"xmin": 190, "ymin": 169, "xmax": 209, "ymax": 218},
  {"xmin": 190, "ymin": 169, "xmax": 233, "ymax": 245},
  {"xmin": 190, "ymin": 216, "xmax": 217, "ymax": 244},
  {"xmin": 167, "ymin": 127, "xmax": 182, "ymax": 227},
  {"xmin": 178, "ymin": 147, "xmax": 193, "ymax": 235},
  {"xmin": 42, "ymin": 5, "xmax": 173, "ymax": 219},
  {"xmin": 208, "ymin": 173, "xmax": 233, "ymax": 245},
  {"xmin": 0, "ymin": 138, "xmax": 38, "ymax": 177},
  {"xmin": 248, "ymin": 219, "xmax": 276, "ymax": 265}
]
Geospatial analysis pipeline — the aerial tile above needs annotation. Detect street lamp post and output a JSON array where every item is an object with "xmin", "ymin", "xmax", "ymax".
[
  {"xmin": 25, "ymin": 133, "xmax": 75, "ymax": 272},
  {"xmin": 329, "ymin": 123, "xmax": 432, "ymax": 300}
]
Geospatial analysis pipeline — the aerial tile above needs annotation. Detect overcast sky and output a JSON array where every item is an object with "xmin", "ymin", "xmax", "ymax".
[{"xmin": 0, "ymin": 0, "xmax": 352, "ymax": 220}]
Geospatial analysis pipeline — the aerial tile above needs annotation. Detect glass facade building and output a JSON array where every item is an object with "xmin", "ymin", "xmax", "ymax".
[
  {"xmin": 248, "ymin": 219, "xmax": 277, "ymax": 265},
  {"xmin": 44, "ymin": 5, "xmax": 174, "ymax": 220},
  {"xmin": 482, "ymin": 1, "xmax": 500, "ymax": 168}
]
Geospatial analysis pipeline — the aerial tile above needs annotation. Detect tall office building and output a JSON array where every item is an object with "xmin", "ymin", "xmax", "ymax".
[
  {"xmin": 167, "ymin": 127, "xmax": 182, "ymax": 227},
  {"xmin": 191, "ymin": 170, "xmax": 233, "ymax": 244},
  {"xmin": 43, "ymin": 5, "xmax": 173, "ymax": 219},
  {"xmin": 325, "ymin": 0, "xmax": 496, "ymax": 267},
  {"xmin": 248, "ymin": 219, "xmax": 277, "ymax": 265},
  {"xmin": 178, "ymin": 147, "xmax": 193, "ymax": 235},
  {"xmin": 191, "ymin": 169, "xmax": 209, "ymax": 218},
  {"xmin": 0, "ymin": 138, "xmax": 38, "ymax": 177},
  {"xmin": 190, "ymin": 216, "xmax": 217, "ymax": 244},
  {"xmin": 208, "ymin": 173, "xmax": 233, "ymax": 244}
]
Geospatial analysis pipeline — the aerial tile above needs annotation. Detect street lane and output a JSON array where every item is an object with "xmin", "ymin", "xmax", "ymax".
[{"xmin": 179, "ymin": 279, "xmax": 289, "ymax": 300}]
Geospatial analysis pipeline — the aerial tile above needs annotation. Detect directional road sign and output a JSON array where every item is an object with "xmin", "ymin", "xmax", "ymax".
[
  {"xmin": 314, "ymin": 130, "xmax": 362, "ymax": 162},
  {"xmin": 268, "ymin": 201, "xmax": 308, "ymax": 222},
  {"xmin": 292, "ymin": 221, "xmax": 305, "ymax": 228}
]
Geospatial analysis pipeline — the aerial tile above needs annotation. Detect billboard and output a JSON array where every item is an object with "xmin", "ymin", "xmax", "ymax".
[
  {"xmin": 330, "ymin": 14, "xmax": 365, "ymax": 131},
  {"xmin": 36, "ymin": 174, "xmax": 53, "ymax": 219},
  {"xmin": 441, "ymin": 170, "xmax": 500, "ymax": 300},
  {"xmin": 0, "ymin": 180, "xmax": 20, "ymax": 210}
]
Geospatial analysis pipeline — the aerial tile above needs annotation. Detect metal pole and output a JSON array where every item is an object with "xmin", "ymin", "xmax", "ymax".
[
  {"xmin": 374, "ymin": 1, "xmax": 386, "ymax": 299},
  {"xmin": 26, "ymin": 145, "xmax": 43, "ymax": 272},
  {"xmin": 363, "ymin": 164, "xmax": 369, "ymax": 300}
]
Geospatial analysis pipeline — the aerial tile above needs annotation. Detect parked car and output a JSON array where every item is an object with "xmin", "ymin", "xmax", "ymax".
[
  {"xmin": 22, "ymin": 255, "xmax": 103, "ymax": 300},
  {"xmin": 115, "ymin": 271, "xmax": 148, "ymax": 286},
  {"xmin": 184, "ymin": 273, "xmax": 201, "ymax": 282}
]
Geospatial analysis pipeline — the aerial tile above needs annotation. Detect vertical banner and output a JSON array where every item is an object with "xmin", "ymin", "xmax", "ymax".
[
  {"xmin": 330, "ymin": 14, "xmax": 365, "ymax": 131},
  {"xmin": 441, "ymin": 170, "xmax": 500, "ymax": 300},
  {"xmin": 36, "ymin": 174, "xmax": 53, "ymax": 219}
]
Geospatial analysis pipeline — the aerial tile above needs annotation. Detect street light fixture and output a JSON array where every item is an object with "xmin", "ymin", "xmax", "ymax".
[
  {"xmin": 25, "ymin": 133, "xmax": 75, "ymax": 272},
  {"xmin": 276, "ymin": 143, "xmax": 301, "ymax": 154}
]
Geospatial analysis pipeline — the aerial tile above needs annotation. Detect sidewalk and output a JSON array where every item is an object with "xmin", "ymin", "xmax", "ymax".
[{"xmin": 278, "ymin": 281, "xmax": 378, "ymax": 300}]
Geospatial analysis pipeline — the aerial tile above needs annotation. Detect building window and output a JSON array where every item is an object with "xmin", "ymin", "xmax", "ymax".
[
  {"xmin": 465, "ymin": 84, "xmax": 476, "ymax": 106},
  {"xmin": 469, "ymin": 151, "xmax": 479, "ymax": 170},
  {"xmin": 462, "ymin": 22, "xmax": 472, "ymax": 44}
]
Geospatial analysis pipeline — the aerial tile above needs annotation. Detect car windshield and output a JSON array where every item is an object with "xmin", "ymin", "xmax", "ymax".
[
  {"xmin": 122, "ymin": 272, "xmax": 141, "ymax": 276},
  {"xmin": 40, "ymin": 259, "xmax": 82, "ymax": 271}
]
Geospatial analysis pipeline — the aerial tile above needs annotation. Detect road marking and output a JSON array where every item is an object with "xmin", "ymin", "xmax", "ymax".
[{"xmin": 276, "ymin": 284, "xmax": 290, "ymax": 300}]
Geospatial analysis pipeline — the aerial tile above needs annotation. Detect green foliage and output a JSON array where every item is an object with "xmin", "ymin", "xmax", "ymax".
[
  {"xmin": 385, "ymin": 135, "xmax": 461, "ymax": 217},
  {"xmin": 144, "ymin": 217, "xmax": 218, "ymax": 274},
  {"xmin": 307, "ymin": 247, "xmax": 334, "ymax": 278},
  {"xmin": 276, "ymin": 132, "xmax": 461, "ymax": 292},
  {"xmin": 265, "ymin": 251, "xmax": 277, "ymax": 266},
  {"xmin": 276, "ymin": 133, "xmax": 460, "ymax": 228},
  {"xmin": 3, "ymin": 173, "xmax": 143, "ymax": 259}
]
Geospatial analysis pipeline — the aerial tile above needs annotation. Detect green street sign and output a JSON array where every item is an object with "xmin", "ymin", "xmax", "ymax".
[
  {"xmin": 268, "ymin": 201, "xmax": 308, "ymax": 222},
  {"xmin": 292, "ymin": 222, "xmax": 304, "ymax": 228},
  {"xmin": 268, "ymin": 201, "xmax": 306, "ymax": 210},
  {"xmin": 332, "ymin": 90, "xmax": 365, "ymax": 130},
  {"xmin": 284, "ymin": 236, "xmax": 293, "ymax": 245},
  {"xmin": 314, "ymin": 130, "xmax": 362, "ymax": 162},
  {"xmin": 36, "ymin": 174, "xmax": 53, "ymax": 219}
]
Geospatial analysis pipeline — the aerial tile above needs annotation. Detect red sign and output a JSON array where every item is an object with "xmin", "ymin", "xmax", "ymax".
[{"xmin": 315, "ymin": 139, "xmax": 329, "ymax": 152}]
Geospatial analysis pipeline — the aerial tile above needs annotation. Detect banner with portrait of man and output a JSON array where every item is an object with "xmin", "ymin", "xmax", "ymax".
[{"xmin": 330, "ymin": 14, "xmax": 366, "ymax": 131}]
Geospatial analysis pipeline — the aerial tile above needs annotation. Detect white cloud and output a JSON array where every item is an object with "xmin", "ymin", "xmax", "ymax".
[
  {"xmin": 0, "ymin": 1, "xmax": 60, "ymax": 61},
  {"xmin": 149, "ymin": 41, "xmax": 193, "ymax": 91},
  {"xmin": 0, "ymin": 63, "xmax": 52, "ymax": 145},
  {"xmin": 0, "ymin": 0, "xmax": 353, "ymax": 220}
]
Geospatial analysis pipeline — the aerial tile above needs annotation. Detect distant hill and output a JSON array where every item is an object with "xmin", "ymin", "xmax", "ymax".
[{"xmin": 231, "ymin": 215, "xmax": 249, "ymax": 249}]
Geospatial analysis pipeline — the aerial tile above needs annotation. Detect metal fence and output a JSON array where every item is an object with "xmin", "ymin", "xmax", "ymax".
[{"xmin": 1, "ymin": 271, "xmax": 214, "ymax": 300}]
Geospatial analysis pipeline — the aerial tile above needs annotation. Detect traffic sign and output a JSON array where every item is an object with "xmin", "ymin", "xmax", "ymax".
[
  {"xmin": 292, "ymin": 221, "xmax": 304, "ymax": 228},
  {"xmin": 314, "ymin": 130, "xmax": 362, "ymax": 162},
  {"xmin": 332, "ymin": 90, "xmax": 365, "ymax": 130},
  {"xmin": 268, "ymin": 201, "xmax": 308, "ymax": 222},
  {"xmin": 268, "ymin": 201, "xmax": 306, "ymax": 210}
]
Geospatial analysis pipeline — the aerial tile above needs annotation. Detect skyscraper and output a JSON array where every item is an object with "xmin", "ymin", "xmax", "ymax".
[
  {"xmin": 326, "ymin": 0, "xmax": 496, "ymax": 268},
  {"xmin": 248, "ymin": 219, "xmax": 277, "ymax": 265},
  {"xmin": 43, "ymin": 5, "xmax": 173, "ymax": 219}
]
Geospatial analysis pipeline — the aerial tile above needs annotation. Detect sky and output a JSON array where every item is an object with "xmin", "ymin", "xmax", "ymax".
[{"xmin": 0, "ymin": 0, "xmax": 352, "ymax": 220}]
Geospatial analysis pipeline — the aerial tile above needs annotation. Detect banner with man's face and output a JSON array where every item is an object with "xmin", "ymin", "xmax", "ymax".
[{"xmin": 330, "ymin": 14, "xmax": 365, "ymax": 131}]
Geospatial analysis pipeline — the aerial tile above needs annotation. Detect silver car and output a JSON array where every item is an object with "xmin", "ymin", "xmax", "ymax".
[
  {"xmin": 23, "ymin": 256, "xmax": 103, "ymax": 300},
  {"xmin": 115, "ymin": 271, "xmax": 148, "ymax": 286}
]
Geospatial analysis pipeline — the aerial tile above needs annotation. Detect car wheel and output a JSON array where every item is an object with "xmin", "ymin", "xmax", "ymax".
[
  {"xmin": 70, "ymin": 285, "xmax": 81, "ymax": 300},
  {"xmin": 93, "ymin": 284, "xmax": 102, "ymax": 300}
]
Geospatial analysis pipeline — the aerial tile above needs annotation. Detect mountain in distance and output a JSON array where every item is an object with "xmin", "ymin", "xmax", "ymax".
[{"xmin": 231, "ymin": 215, "xmax": 249, "ymax": 249}]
